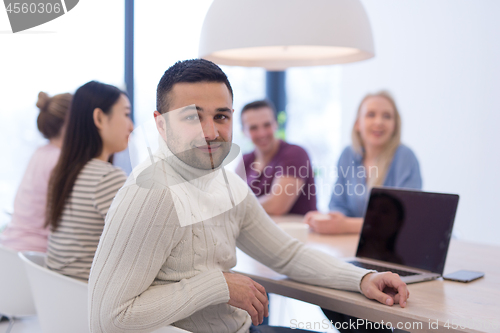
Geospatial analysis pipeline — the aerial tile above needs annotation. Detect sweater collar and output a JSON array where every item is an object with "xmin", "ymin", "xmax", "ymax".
[{"xmin": 156, "ymin": 136, "xmax": 221, "ymax": 191}]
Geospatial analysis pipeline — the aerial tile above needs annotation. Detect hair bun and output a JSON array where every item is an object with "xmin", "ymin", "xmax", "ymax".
[{"xmin": 36, "ymin": 91, "xmax": 50, "ymax": 110}]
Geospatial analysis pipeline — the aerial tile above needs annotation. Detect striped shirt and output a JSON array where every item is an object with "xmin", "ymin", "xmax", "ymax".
[{"xmin": 46, "ymin": 159, "xmax": 126, "ymax": 281}]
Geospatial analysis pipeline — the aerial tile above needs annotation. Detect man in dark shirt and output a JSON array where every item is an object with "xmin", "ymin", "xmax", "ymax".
[{"xmin": 237, "ymin": 100, "xmax": 316, "ymax": 215}]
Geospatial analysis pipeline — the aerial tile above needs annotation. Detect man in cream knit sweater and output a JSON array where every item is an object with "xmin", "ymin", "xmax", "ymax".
[{"xmin": 88, "ymin": 59, "xmax": 409, "ymax": 333}]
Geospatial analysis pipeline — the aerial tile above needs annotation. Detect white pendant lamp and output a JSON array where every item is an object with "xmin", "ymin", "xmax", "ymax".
[{"xmin": 199, "ymin": 0, "xmax": 375, "ymax": 70}]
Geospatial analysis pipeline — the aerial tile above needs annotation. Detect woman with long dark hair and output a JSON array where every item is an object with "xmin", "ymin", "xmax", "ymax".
[
  {"xmin": 1, "ymin": 91, "xmax": 71, "ymax": 252},
  {"xmin": 45, "ymin": 81, "xmax": 133, "ymax": 281}
]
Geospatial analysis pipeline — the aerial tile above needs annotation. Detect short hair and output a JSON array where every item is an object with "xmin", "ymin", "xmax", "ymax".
[
  {"xmin": 240, "ymin": 99, "xmax": 277, "ymax": 127},
  {"xmin": 156, "ymin": 59, "xmax": 233, "ymax": 114}
]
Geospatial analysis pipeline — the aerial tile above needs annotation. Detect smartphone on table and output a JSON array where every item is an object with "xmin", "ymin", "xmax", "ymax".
[{"xmin": 443, "ymin": 270, "xmax": 484, "ymax": 282}]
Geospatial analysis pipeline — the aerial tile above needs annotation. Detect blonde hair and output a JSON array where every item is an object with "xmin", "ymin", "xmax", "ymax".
[
  {"xmin": 36, "ymin": 91, "xmax": 72, "ymax": 139},
  {"xmin": 351, "ymin": 91, "xmax": 401, "ymax": 188}
]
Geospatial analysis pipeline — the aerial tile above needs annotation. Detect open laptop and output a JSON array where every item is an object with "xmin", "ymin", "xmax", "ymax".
[{"xmin": 347, "ymin": 187, "xmax": 459, "ymax": 283}]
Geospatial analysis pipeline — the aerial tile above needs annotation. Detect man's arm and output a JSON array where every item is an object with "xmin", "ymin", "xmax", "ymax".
[
  {"xmin": 88, "ymin": 183, "xmax": 230, "ymax": 333},
  {"xmin": 237, "ymin": 193, "xmax": 409, "ymax": 306},
  {"xmin": 258, "ymin": 176, "xmax": 305, "ymax": 215},
  {"xmin": 259, "ymin": 145, "xmax": 312, "ymax": 215}
]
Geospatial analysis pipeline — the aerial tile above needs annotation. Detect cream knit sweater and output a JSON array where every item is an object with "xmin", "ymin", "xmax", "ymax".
[{"xmin": 88, "ymin": 140, "xmax": 370, "ymax": 333}]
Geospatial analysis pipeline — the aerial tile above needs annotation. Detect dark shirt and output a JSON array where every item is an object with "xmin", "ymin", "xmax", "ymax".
[{"xmin": 243, "ymin": 140, "xmax": 317, "ymax": 215}]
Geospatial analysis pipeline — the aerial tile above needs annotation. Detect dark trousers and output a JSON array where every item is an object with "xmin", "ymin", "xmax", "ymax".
[
  {"xmin": 322, "ymin": 309, "xmax": 392, "ymax": 333},
  {"xmin": 250, "ymin": 324, "xmax": 316, "ymax": 332}
]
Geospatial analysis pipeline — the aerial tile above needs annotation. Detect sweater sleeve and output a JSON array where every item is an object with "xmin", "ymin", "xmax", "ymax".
[
  {"xmin": 88, "ymin": 181, "xmax": 230, "ymax": 333},
  {"xmin": 236, "ymin": 192, "xmax": 372, "ymax": 293}
]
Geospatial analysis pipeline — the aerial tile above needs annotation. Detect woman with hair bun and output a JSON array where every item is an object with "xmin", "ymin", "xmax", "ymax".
[{"xmin": 1, "ymin": 91, "xmax": 72, "ymax": 252}]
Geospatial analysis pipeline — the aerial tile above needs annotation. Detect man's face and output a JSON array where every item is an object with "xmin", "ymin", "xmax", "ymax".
[
  {"xmin": 242, "ymin": 107, "xmax": 277, "ymax": 154},
  {"xmin": 156, "ymin": 82, "xmax": 234, "ymax": 170}
]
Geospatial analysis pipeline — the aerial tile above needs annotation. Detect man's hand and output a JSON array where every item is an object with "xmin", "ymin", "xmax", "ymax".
[
  {"xmin": 223, "ymin": 272, "xmax": 269, "ymax": 325},
  {"xmin": 360, "ymin": 272, "xmax": 409, "ymax": 307}
]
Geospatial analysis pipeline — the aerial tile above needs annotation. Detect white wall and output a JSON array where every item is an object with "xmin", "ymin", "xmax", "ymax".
[
  {"xmin": 338, "ymin": 0, "xmax": 500, "ymax": 245},
  {"xmin": 0, "ymin": 0, "xmax": 124, "ymax": 227}
]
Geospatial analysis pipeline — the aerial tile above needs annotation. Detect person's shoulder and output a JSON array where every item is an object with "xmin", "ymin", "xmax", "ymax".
[
  {"xmin": 87, "ymin": 158, "xmax": 121, "ymax": 171},
  {"xmin": 223, "ymin": 169, "xmax": 251, "ymax": 211},
  {"xmin": 105, "ymin": 165, "xmax": 127, "ymax": 180},
  {"xmin": 31, "ymin": 143, "xmax": 59, "ymax": 161},
  {"xmin": 128, "ymin": 159, "xmax": 170, "ymax": 190},
  {"xmin": 390, "ymin": 145, "xmax": 420, "ymax": 175},
  {"xmin": 280, "ymin": 141, "xmax": 309, "ymax": 159},
  {"xmin": 26, "ymin": 143, "xmax": 60, "ymax": 176},
  {"xmin": 242, "ymin": 150, "xmax": 255, "ymax": 165},
  {"xmin": 394, "ymin": 144, "xmax": 419, "ymax": 163},
  {"xmin": 37, "ymin": 142, "xmax": 59, "ymax": 154},
  {"xmin": 338, "ymin": 145, "xmax": 358, "ymax": 163},
  {"xmin": 115, "ymin": 161, "xmax": 176, "ymax": 209},
  {"xmin": 341, "ymin": 145, "xmax": 355, "ymax": 156},
  {"xmin": 225, "ymin": 169, "xmax": 251, "ymax": 193},
  {"xmin": 85, "ymin": 159, "xmax": 126, "ymax": 181}
]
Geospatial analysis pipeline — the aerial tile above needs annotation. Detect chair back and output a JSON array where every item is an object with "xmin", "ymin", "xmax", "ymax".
[
  {"xmin": 0, "ymin": 246, "xmax": 36, "ymax": 317},
  {"xmin": 19, "ymin": 251, "xmax": 89, "ymax": 333},
  {"xmin": 18, "ymin": 252, "xmax": 191, "ymax": 333}
]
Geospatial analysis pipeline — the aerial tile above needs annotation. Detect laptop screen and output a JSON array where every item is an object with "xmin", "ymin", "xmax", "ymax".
[{"xmin": 356, "ymin": 188, "xmax": 459, "ymax": 274}]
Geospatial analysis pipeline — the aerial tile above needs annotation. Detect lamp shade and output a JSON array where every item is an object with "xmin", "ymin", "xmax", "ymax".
[{"xmin": 199, "ymin": 0, "xmax": 375, "ymax": 70}]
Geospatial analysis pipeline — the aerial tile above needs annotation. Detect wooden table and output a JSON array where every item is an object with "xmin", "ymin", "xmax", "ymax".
[{"xmin": 233, "ymin": 215, "xmax": 500, "ymax": 333}]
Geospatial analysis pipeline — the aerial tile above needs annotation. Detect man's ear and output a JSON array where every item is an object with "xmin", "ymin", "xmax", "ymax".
[
  {"xmin": 154, "ymin": 110, "xmax": 168, "ymax": 142},
  {"xmin": 154, "ymin": 110, "xmax": 165, "ymax": 131},
  {"xmin": 93, "ymin": 108, "xmax": 105, "ymax": 130}
]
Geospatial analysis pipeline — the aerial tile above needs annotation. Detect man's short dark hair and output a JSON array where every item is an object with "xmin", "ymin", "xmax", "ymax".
[
  {"xmin": 240, "ymin": 99, "xmax": 277, "ymax": 127},
  {"xmin": 156, "ymin": 59, "xmax": 234, "ymax": 114}
]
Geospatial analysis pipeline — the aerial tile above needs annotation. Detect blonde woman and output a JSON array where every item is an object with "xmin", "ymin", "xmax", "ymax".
[
  {"xmin": 0, "ymin": 92, "xmax": 71, "ymax": 252},
  {"xmin": 306, "ymin": 91, "xmax": 422, "ymax": 235}
]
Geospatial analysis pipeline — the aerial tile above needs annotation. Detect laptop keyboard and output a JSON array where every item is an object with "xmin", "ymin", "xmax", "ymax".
[{"xmin": 348, "ymin": 261, "xmax": 418, "ymax": 276}]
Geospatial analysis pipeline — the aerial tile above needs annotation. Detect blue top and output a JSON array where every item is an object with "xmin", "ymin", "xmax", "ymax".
[{"xmin": 329, "ymin": 144, "xmax": 422, "ymax": 217}]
